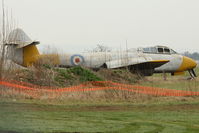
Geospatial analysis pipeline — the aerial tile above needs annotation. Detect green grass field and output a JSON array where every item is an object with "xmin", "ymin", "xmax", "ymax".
[
  {"xmin": 1, "ymin": 99, "xmax": 199, "ymax": 133},
  {"xmin": 0, "ymin": 67, "xmax": 199, "ymax": 133}
]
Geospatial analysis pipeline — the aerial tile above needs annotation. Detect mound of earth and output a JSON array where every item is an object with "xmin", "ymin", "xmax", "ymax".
[{"xmin": 6, "ymin": 66, "xmax": 140, "ymax": 87}]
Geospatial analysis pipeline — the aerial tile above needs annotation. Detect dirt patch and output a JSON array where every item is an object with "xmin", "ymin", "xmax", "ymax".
[
  {"xmin": 162, "ymin": 104, "xmax": 199, "ymax": 111},
  {"xmin": 1, "ymin": 102, "xmax": 199, "ymax": 112}
]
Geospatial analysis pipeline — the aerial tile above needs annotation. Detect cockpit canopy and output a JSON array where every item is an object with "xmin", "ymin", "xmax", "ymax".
[{"xmin": 140, "ymin": 46, "xmax": 177, "ymax": 54}]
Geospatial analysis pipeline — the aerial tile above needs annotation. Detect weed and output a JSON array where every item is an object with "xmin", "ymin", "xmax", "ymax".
[{"xmin": 69, "ymin": 66, "xmax": 103, "ymax": 82}]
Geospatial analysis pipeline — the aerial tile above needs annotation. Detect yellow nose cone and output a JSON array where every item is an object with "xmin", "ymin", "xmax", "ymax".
[{"xmin": 177, "ymin": 56, "xmax": 197, "ymax": 72}]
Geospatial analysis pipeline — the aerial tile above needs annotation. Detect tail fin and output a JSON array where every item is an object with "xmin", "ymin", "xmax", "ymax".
[
  {"xmin": 23, "ymin": 44, "xmax": 40, "ymax": 66},
  {"xmin": 7, "ymin": 28, "xmax": 40, "ymax": 67}
]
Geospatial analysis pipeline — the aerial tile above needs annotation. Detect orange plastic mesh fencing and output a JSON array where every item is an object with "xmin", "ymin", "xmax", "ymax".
[{"xmin": 0, "ymin": 79, "xmax": 199, "ymax": 99}]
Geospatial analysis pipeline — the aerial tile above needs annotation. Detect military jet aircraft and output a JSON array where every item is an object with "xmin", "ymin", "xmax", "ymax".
[{"xmin": 6, "ymin": 28, "xmax": 197, "ymax": 78}]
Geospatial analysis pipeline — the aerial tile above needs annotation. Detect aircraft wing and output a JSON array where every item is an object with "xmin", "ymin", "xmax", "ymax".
[
  {"xmin": 105, "ymin": 58, "xmax": 169, "ymax": 70},
  {"xmin": 129, "ymin": 60, "xmax": 170, "ymax": 70}
]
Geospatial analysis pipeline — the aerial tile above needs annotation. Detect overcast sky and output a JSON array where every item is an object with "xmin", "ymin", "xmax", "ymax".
[{"xmin": 1, "ymin": 0, "xmax": 199, "ymax": 53}]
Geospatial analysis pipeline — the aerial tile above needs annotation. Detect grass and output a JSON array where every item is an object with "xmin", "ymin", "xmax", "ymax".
[
  {"xmin": 0, "ymin": 100, "xmax": 199, "ymax": 133},
  {"xmin": 68, "ymin": 66, "xmax": 103, "ymax": 82},
  {"xmin": 11, "ymin": 66, "xmax": 104, "ymax": 87},
  {"xmin": 1, "ymin": 67, "xmax": 199, "ymax": 133},
  {"xmin": 137, "ymin": 67, "xmax": 199, "ymax": 91},
  {"xmin": 55, "ymin": 66, "xmax": 103, "ymax": 82},
  {"xmin": 54, "ymin": 66, "xmax": 103, "ymax": 87},
  {"xmin": 10, "ymin": 65, "xmax": 140, "ymax": 87},
  {"xmin": 139, "ymin": 77, "xmax": 199, "ymax": 91}
]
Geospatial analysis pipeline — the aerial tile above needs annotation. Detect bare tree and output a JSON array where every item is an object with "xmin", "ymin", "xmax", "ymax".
[
  {"xmin": 0, "ymin": 0, "xmax": 6, "ymax": 78},
  {"xmin": 92, "ymin": 44, "xmax": 111, "ymax": 52},
  {"xmin": 0, "ymin": 0, "xmax": 16, "ymax": 78}
]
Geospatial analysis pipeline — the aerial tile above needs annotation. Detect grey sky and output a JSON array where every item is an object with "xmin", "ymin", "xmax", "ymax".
[{"xmin": 2, "ymin": 0, "xmax": 199, "ymax": 53}]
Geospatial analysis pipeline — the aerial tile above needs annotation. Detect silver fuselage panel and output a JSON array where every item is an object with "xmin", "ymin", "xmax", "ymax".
[{"xmin": 58, "ymin": 51, "xmax": 183, "ymax": 73}]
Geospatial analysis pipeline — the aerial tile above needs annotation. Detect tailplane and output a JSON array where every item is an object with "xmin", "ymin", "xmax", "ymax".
[{"xmin": 6, "ymin": 28, "xmax": 40, "ymax": 67}]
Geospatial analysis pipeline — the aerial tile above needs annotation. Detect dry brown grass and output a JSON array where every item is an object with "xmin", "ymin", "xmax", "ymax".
[
  {"xmin": 97, "ymin": 68, "xmax": 140, "ymax": 84},
  {"xmin": 0, "ymin": 85, "xmax": 153, "ymax": 103},
  {"xmin": 2, "ymin": 84, "xmax": 199, "ymax": 104}
]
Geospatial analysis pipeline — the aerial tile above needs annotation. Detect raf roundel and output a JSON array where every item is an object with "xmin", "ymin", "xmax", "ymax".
[{"xmin": 70, "ymin": 54, "xmax": 85, "ymax": 66}]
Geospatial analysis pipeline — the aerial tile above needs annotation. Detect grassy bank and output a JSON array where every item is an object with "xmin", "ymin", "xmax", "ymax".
[{"xmin": 8, "ymin": 66, "xmax": 139, "ymax": 87}]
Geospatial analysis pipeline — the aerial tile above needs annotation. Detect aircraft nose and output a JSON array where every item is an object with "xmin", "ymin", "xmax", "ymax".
[{"xmin": 178, "ymin": 56, "xmax": 197, "ymax": 71}]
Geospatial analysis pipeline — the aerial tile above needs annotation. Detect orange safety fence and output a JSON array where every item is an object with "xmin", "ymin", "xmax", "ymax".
[{"xmin": 0, "ymin": 79, "xmax": 199, "ymax": 99}]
